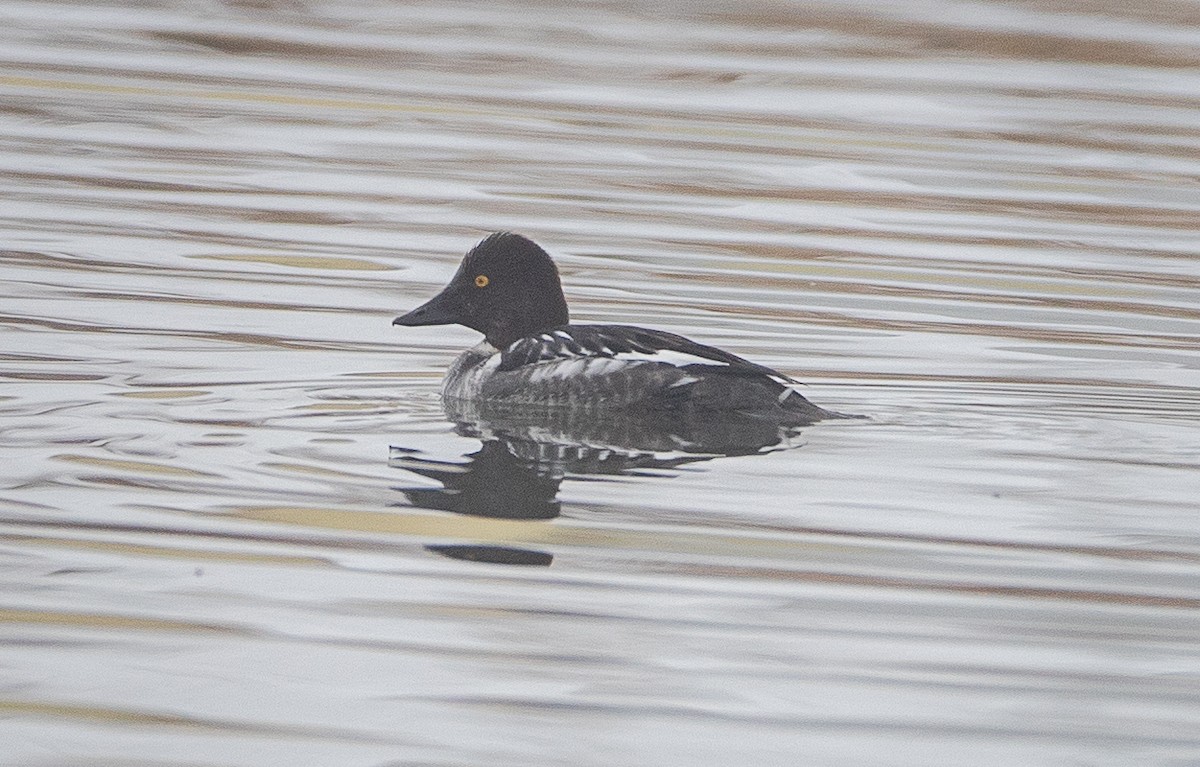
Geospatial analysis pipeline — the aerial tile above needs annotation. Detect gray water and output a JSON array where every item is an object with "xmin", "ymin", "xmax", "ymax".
[{"xmin": 2, "ymin": 1, "xmax": 1199, "ymax": 765}]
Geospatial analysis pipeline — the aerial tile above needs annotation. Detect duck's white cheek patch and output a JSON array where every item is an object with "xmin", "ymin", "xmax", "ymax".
[{"xmin": 613, "ymin": 350, "xmax": 728, "ymax": 367}]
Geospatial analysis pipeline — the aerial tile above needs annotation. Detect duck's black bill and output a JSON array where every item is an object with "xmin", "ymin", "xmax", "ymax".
[{"xmin": 393, "ymin": 290, "xmax": 461, "ymax": 327}]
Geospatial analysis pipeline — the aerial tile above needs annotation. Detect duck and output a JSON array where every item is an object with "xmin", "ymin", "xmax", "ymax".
[{"xmin": 393, "ymin": 232, "xmax": 838, "ymax": 423}]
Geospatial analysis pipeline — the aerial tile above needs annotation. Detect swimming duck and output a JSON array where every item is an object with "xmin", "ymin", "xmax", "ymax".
[{"xmin": 394, "ymin": 232, "xmax": 836, "ymax": 422}]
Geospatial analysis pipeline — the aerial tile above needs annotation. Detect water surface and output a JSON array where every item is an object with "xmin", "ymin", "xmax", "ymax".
[{"xmin": 2, "ymin": 0, "xmax": 1199, "ymax": 764}]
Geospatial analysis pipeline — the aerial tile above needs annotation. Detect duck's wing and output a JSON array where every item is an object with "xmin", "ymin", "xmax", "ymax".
[{"xmin": 498, "ymin": 324, "xmax": 799, "ymax": 384}]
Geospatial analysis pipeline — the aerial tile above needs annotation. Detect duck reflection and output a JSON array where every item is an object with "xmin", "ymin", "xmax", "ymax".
[{"xmin": 390, "ymin": 401, "xmax": 817, "ymax": 566}]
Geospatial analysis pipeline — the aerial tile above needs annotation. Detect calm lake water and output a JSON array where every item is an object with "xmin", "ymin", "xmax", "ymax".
[{"xmin": 2, "ymin": 0, "xmax": 1199, "ymax": 764}]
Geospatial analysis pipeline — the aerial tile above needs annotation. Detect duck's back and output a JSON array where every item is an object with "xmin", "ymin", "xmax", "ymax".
[{"xmin": 443, "ymin": 325, "xmax": 833, "ymax": 423}]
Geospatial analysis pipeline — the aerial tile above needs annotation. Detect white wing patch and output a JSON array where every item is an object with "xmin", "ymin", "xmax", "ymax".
[
  {"xmin": 524, "ymin": 349, "xmax": 733, "ymax": 385},
  {"xmin": 529, "ymin": 356, "xmax": 593, "ymax": 383},
  {"xmin": 611, "ymin": 349, "xmax": 731, "ymax": 368}
]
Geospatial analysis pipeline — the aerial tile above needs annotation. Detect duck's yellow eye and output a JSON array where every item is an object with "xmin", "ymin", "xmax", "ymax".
[{"xmin": 474, "ymin": 274, "xmax": 489, "ymax": 288}]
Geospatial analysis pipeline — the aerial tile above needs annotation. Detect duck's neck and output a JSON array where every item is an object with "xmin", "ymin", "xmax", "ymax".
[{"xmin": 485, "ymin": 295, "xmax": 568, "ymax": 349}]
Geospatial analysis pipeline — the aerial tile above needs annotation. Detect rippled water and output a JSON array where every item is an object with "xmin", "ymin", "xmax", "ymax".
[{"xmin": 3, "ymin": 1, "xmax": 1199, "ymax": 764}]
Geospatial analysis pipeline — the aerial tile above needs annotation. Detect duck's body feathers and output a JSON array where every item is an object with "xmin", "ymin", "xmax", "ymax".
[
  {"xmin": 441, "ymin": 325, "xmax": 826, "ymax": 422},
  {"xmin": 499, "ymin": 324, "xmax": 796, "ymax": 384}
]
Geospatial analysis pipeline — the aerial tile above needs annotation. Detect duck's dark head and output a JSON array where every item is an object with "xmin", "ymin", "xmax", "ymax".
[{"xmin": 393, "ymin": 232, "xmax": 569, "ymax": 349}]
